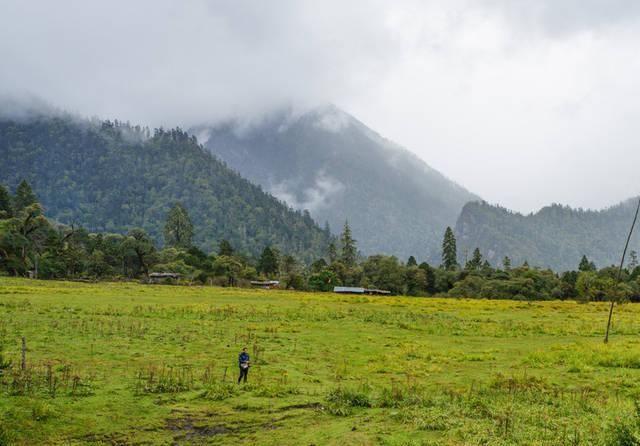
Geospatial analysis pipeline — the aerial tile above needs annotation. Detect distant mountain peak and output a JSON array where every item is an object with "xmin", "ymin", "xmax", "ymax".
[
  {"xmin": 308, "ymin": 104, "xmax": 353, "ymax": 133},
  {"xmin": 191, "ymin": 106, "xmax": 479, "ymax": 260}
]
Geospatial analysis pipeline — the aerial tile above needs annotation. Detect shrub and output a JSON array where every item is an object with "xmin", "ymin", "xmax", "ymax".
[
  {"xmin": 31, "ymin": 401, "xmax": 55, "ymax": 421},
  {"xmin": 326, "ymin": 387, "xmax": 371, "ymax": 408},
  {"xmin": 378, "ymin": 385, "xmax": 428, "ymax": 408},
  {"xmin": 0, "ymin": 345, "xmax": 11, "ymax": 375},
  {"xmin": 605, "ymin": 401, "xmax": 640, "ymax": 446},
  {"xmin": 134, "ymin": 365, "xmax": 194, "ymax": 394},
  {"xmin": 0, "ymin": 424, "xmax": 13, "ymax": 446},
  {"xmin": 200, "ymin": 382, "xmax": 237, "ymax": 401},
  {"xmin": 605, "ymin": 424, "xmax": 640, "ymax": 446},
  {"xmin": 252, "ymin": 384, "xmax": 300, "ymax": 398}
]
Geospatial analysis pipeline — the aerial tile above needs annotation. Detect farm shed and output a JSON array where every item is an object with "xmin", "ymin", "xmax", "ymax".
[
  {"xmin": 148, "ymin": 272, "xmax": 181, "ymax": 283},
  {"xmin": 333, "ymin": 286, "xmax": 391, "ymax": 295},
  {"xmin": 250, "ymin": 280, "xmax": 280, "ymax": 289}
]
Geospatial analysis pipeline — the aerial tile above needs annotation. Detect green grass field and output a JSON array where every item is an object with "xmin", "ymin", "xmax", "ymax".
[{"xmin": 1, "ymin": 278, "xmax": 640, "ymax": 445}]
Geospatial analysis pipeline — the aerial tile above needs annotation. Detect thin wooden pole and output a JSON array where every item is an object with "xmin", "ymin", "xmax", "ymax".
[{"xmin": 604, "ymin": 198, "xmax": 640, "ymax": 344}]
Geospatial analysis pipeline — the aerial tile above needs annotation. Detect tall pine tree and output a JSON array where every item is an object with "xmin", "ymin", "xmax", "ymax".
[
  {"xmin": 441, "ymin": 226, "xmax": 458, "ymax": 271},
  {"xmin": 340, "ymin": 221, "xmax": 357, "ymax": 268},
  {"xmin": 327, "ymin": 240, "xmax": 338, "ymax": 264}
]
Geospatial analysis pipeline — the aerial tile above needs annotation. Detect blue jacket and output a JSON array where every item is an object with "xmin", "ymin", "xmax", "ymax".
[{"xmin": 239, "ymin": 352, "xmax": 250, "ymax": 366}]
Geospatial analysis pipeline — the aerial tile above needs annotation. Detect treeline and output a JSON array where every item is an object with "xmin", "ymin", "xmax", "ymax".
[
  {"xmin": 306, "ymin": 225, "xmax": 640, "ymax": 302},
  {"xmin": 2, "ymin": 182, "xmax": 639, "ymax": 303}
]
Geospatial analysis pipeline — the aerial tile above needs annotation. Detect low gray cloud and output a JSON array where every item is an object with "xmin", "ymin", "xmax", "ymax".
[
  {"xmin": 270, "ymin": 171, "xmax": 345, "ymax": 214},
  {"xmin": 2, "ymin": 1, "xmax": 640, "ymax": 213},
  {"xmin": 482, "ymin": 0, "xmax": 640, "ymax": 37},
  {"xmin": 0, "ymin": 1, "xmax": 397, "ymax": 125}
]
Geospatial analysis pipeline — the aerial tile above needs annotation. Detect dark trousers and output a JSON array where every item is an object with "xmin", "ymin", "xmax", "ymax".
[{"xmin": 238, "ymin": 367, "xmax": 248, "ymax": 383}]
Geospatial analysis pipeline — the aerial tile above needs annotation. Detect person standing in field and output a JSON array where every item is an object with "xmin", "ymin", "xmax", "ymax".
[{"xmin": 238, "ymin": 347, "xmax": 250, "ymax": 384}]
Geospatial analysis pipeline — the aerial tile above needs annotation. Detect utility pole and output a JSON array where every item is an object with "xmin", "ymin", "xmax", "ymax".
[{"xmin": 604, "ymin": 198, "xmax": 640, "ymax": 344}]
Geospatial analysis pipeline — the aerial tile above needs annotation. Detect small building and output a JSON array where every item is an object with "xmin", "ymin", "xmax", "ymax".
[
  {"xmin": 149, "ymin": 272, "xmax": 181, "ymax": 283},
  {"xmin": 364, "ymin": 288, "xmax": 392, "ymax": 296},
  {"xmin": 333, "ymin": 286, "xmax": 391, "ymax": 295},
  {"xmin": 250, "ymin": 280, "xmax": 280, "ymax": 289},
  {"xmin": 334, "ymin": 286, "xmax": 366, "ymax": 294}
]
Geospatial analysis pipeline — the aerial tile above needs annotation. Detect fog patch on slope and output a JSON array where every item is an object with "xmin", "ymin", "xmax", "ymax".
[{"xmin": 270, "ymin": 171, "xmax": 344, "ymax": 213}]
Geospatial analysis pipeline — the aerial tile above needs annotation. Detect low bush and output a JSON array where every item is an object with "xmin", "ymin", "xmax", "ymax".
[
  {"xmin": 605, "ymin": 401, "xmax": 640, "ymax": 446},
  {"xmin": 326, "ymin": 386, "xmax": 371, "ymax": 408},
  {"xmin": 200, "ymin": 382, "xmax": 237, "ymax": 401}
]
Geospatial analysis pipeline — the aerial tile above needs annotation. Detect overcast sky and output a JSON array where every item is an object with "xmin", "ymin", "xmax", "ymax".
[{"xmin": 2, "ymin": 0, "xmax": 640, "ymax": 213}]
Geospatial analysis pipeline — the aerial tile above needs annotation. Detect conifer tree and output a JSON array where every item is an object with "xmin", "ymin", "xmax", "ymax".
[
  {"xmin": 258, "ymin": 246, "xmax": 279, "ymax": 276},
  {"xmin": 328, "ymin": 240, "xmax": 338, "ymax": 264},
  {"xmin": 481, "ymin": 260, "xmax": 492, "ymax": 275},
  {"xmin": 419, "ymin": 262, "xmax": 436, "ymax": 294},
  {"xmin": 218, "ymin": 239, "xmax": 234, "ymax": 257},
  {"xmin": 502, "ymin": 256, "xmax": 512, "ymax": 271},
  {"xmin": 13, "ymin": 179, "xmax": 37, "ymax": 214},
  {"xmin": 0, "ymin": 184, "xmax": 12, "ymax": 218},
  {"xmin": 407, "ymin": 256, "xmax": 417, "ymax": 267},
  {"xmin": 323, "ymin": 221, "xmax": 331, "ymax": 238},
  {"xmin": 465, "ymin": 248, "xmax": 483, "ymax": 271},
  {"xmin": 441, "ymin": 226, "xmax": 458, "ymax": 270},
  {"xmin": 628, "ymin": 250, "xmax": 638, "ymax": 270},
  {"xmin": 340, "ymin": 221, "xmax": 357, "ymax": 268},
  {"xmin": 578, "ymin": 255, "xmax": 596, "ymax": 272},
  {"xmin": 163, "ymin": 203, "xmax": 194, "ymax": 248}
]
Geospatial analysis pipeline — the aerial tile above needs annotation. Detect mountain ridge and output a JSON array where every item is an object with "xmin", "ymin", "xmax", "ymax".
[
  {"xmin": 0, "ymin": 114, "xmax": 331, "ymax": 261},
  {"xmin": 191, "ymin": 104, "xmax": 480, "ymax": 261},
  {"xmin": 455, "ymin": 198, "xmax": 640, "ymax": 271}
]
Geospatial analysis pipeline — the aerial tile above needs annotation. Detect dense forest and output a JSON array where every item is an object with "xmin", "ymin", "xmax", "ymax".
[
  {"xmin": 456, "ymin": 200, "xmax": 640, "ymax": 271},
  {"xmin": 192, "ymin": 105, "xmax": 478, "ymax": 261},
  {"xmin": 0, "ymin": 115, "xmax": 331, "ymax": 262}
]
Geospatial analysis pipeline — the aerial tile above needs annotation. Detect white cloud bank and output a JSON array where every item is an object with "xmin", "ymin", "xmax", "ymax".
[{"xmin": 2, "ymin": 0, "xmax": 640, "ymax": 212}]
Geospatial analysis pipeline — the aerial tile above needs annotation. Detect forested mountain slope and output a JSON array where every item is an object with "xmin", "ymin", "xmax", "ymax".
[
  {"xmin": 455, "ymin": 200, "xmax": 640, "ymax": 271},
  {"xmin": 191, "ymin": 105, "xmax": 478, "ymax": 261},
  {"xmin": 0, "ymin": 115, "xmax": 330, "ymax": 261}
]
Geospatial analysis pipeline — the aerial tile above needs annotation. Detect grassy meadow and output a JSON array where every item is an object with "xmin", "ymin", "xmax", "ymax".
[{"xmin": 1, "ymin": 278, "xmax": 640, "ymax": 445}]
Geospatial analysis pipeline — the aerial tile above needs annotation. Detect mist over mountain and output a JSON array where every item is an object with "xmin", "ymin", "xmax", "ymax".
[
  {"xmin": 191, "ymin": 105, "xmax": 479, "ymax": 261},
  {"xmin": 0, "ymin": 114, "xmax": 331, "ymax": 261},
  {"xmin": 455, "ymin": 199, "xmax": 640, "ymax": 271}
]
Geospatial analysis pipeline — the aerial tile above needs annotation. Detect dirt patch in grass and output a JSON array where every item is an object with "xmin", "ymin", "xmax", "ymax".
[
  {"xmin": 166, "ymin": 411, "xmax": 231, "ymax": 443},
  {"xmin": 165, "ymin": 408, "xmax": 302, "ymax": 443}
]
